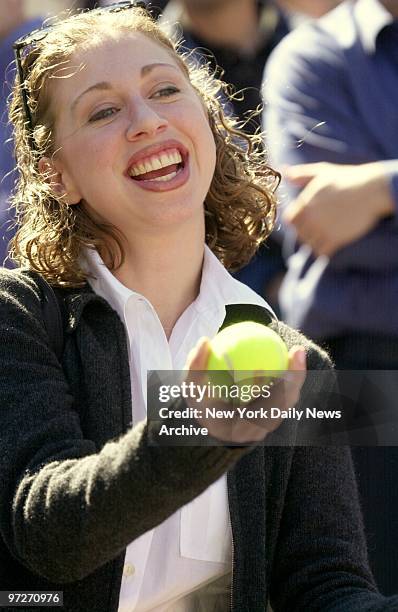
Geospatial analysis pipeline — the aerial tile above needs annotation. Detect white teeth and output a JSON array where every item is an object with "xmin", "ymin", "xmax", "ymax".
[
  {"xmin": 129, "ymin": 148, "xmax": 183, "ymax": 177},
  {"xmin": 158, "ymin": 152, "xmax": 170, "ymax": 167},
  {"xmin": 151, "ymin": 170, "xmax": 178, "ymax": 182},
  {"xmin": 172, "ymin": 151, "xmax": 181, "ymax": 164}
]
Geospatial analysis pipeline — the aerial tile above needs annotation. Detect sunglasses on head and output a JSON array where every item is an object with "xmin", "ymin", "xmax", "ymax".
[{"xmin": 12, "ymin": 0, "xmax": 148, "ymax": 150}]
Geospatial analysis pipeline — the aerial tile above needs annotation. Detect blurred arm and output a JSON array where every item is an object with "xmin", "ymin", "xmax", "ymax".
[{"xmin": 262, "ymin": 27, "xmax": 398, "ymax": 269}]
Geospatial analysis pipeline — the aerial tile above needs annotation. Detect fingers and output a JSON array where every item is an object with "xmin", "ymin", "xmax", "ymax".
[
  {"xmin": 184, "ymin": 337, "xmax": 211, "ymax": 388},
  {"xmin": 284, "ymin": 162, "xmax": 327, "ymax": 186},
  {"xmin": 282, "ymin": 196, "xmax": 309, "ymax": 227},
  {"xmin": 282, "ymin": 190, "xmax": 315, "ymax": 226},
  {"xmin": 185, "ymin": 337, "xmax": 211, "ymax": 371},
  {"xmin": 284, "ymin": 345, "xmax": 307, "ymax": 407},
  {"xmin": 288, "ymin": 345, "xmax": 306, "ymax": 372},
  {"xmin": 232, "ymin": 346, "xmax": 307, "ymax": 440},
  {"xmin": 283, "ymin": 199, "xmax": 334, "ymax": 256}
]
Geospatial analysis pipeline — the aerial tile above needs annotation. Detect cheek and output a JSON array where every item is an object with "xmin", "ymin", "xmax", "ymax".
[
  {"xmin": 198, "ymin": 121, "xmax": 217, "ymax": 174},
  {"xmin": 191, "ymin": 120, "xmax": 217, "ymax": 198},
  {"xmin": 184, "ymin": 108, "xmax": 216, "ymax": 169},
  {"xmin": 59, "ymin": 135, "xmax": 116, "ymax": 185},
  {"xmin": 175, "ymin": 97, "xmax": 215, "ymax": 153}
]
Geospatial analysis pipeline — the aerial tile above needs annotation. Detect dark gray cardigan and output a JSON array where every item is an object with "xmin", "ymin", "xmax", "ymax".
[{"xmin": 0, "ymin": 268, "xmax": 397, "ymax": 612}]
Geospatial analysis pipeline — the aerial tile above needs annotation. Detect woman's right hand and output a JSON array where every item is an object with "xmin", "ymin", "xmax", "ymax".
[{"xmin": 185, "ymin": 337, "xmax": 307, "ymax": 444}]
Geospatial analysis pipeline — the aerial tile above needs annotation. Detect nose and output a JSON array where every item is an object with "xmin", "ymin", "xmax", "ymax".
[{"xmin": 125, "ymin": 99, "xmax": 168, "ymax": 141}]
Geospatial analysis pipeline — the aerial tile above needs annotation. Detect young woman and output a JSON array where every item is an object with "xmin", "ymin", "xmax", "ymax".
[{"xmin": 0, "ymin": 2, "xmax": 396, "ymax": 611}]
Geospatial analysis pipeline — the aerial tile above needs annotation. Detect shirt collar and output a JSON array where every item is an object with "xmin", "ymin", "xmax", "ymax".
[
  {"xmin": 83, "ymin": 245, "xmax": 275, "ymax": 323},
  {"xmin": 355, "ymin": 0, "xmax": 394, "ymax": 53},
  {"xmin": 82, "ymin": 248, "xmax": 136, "ymax": 322},
  {"xmin": 196, "ymin": 246, "xmax": 275, "ymax": 317}
]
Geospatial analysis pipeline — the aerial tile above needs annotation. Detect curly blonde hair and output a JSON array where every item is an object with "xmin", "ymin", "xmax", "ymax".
[{"xmin": 8, "ymin": 4, "xmax": 279, "ymax": 287}]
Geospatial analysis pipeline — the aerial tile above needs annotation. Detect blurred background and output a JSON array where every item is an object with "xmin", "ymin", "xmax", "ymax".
[{"xmin": 26, "ymin": 0, "xmax": 76, "ymax": 16}]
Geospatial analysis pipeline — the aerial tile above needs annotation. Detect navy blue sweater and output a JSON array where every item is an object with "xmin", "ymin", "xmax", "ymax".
[{"xmin": 265, "ymin": 0, "xmax": 398, "ymax": 339}]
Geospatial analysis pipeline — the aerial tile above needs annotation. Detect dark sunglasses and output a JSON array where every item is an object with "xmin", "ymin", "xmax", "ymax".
[{"xmin": 12, "ymin": 0, "xmax": 148, "ymax": 150}]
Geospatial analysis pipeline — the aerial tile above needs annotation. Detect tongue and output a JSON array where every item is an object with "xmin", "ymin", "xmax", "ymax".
[{"xmin": 133, "ymin": 163, "xmax": 180, "ymax": 181}]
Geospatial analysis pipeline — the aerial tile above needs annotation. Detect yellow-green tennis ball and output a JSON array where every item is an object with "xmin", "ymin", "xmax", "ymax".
[{"xmin": 207, "ymin": 322, "xmax": 289, "ymax": 398}]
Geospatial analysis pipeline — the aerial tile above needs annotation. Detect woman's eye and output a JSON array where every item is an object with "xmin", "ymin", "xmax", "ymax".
[
  {"xmin": 152, "ymin": 86, "xmax": 180, "ymax": 99},
  {"xmin": 89, "ymin": 107, "xmax": 120, "ymax": 122}
]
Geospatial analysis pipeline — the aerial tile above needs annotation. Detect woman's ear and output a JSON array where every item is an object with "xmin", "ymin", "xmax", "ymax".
[{"xmin": 38, "ymin": 157, "xmax": 82, "ymax": 205}]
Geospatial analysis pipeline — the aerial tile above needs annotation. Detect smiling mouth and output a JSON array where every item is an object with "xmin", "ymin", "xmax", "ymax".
[{"xmin": 128, "ymin": 148, "xmax": 185, "ymax": 183}]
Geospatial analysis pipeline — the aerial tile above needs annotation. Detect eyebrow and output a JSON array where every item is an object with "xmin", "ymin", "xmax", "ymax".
[{"xmin": 71, "ymin": 63, "xmax": 181, "ymax": 113}]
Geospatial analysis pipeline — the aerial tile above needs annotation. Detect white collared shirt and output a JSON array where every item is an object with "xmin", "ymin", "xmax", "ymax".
[{"xmin": 84, "ymin": 245, "xmax": 273, "ymax": 612}]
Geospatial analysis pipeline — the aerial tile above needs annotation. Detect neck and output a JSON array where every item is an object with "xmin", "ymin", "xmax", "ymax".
[
  {"xmin": 183, "ymin": 0, "xmax": 261, "ymax": 54},
  {"xmin": 112, "ymin": 219, "xmax": 205, "ymax": 339}
]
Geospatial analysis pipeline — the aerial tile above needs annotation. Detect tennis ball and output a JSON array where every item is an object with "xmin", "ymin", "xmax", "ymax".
[{"xmin": 207, "ymin": 322, "xmax": 289, "ymax": 401}]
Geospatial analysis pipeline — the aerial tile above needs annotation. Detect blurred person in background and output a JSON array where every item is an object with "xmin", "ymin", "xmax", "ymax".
[
  {"xmin": 277, "ymin": 0, "xmax": 342, "ymax": 20},
  {"xmin": 82, "ymin": 0, "xmax": 168, "ymax": 18},
  {"xmin": 160, "ymin": 0, "xmax": 290, "ymax": 134},
  {"xmin": 263, "ymin": 0, "xmax": 398, "ymax": 595},
  {"xmin": 0, "ymin": 0, "xmax": 42, "ymax": 268},
  {"xmin": 159, "ymin": 0, "xmax": 341, "ymax": 310}
]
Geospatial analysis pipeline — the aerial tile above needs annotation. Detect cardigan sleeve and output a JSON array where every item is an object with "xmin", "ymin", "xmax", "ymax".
[
  {"xmin": 0, "ymin": 269, "xmax": 246, "ymax": 583},
  {"xmin": 268, "ymin": 325, "xmax": 398, "ymax": 610},
  {"xmin": 270, "ymin": 447, "xmax": 398, "ymax": 610}
]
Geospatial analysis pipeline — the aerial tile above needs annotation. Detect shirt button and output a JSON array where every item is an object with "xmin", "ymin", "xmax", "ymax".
[{"xmin": 123, "ymin": 563, "xmax": 135, "ymax": 577}]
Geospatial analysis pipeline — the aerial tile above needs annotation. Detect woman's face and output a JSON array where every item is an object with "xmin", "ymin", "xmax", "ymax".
[{"xmin": 45, "ymin": 32, "xmax": 216, "ymax": 233}]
